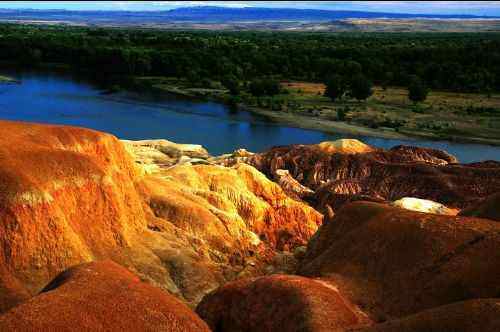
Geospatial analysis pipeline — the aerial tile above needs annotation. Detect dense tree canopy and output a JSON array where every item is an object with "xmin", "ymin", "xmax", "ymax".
[
  {"xmin": 324, "ymin": 74, "xmax": 347, "ymax": 101},
  {"xmin": 1, "ymin": 24, "xmax": 500, "ymax": 93},
  {"xmin": 349, "ymin": 74, "xmax": 373, "ymax": 101},
  {"xmin": 248, "ymin": 79, "xmax": 281, "ymax": 97},
  {"xmin": 408, "ymin": 75, "xmax": 429, "ymax": 103}
]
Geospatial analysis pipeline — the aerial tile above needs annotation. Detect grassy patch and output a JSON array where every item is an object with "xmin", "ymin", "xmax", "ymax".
[{"xmin": 277, "ymin": 82, "xmax": 500, "ymax": 141}]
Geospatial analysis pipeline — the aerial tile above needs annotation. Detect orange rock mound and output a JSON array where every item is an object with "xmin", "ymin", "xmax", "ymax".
[
  {"xmin": 0, "ymin": 120, "xmax": 147, "ymax": 310},
  {"xmin": 196, "ymin": 274, "xmax": 371, "ymax": 332},
  {"xmin": 0, "ymin": 260, "xmax": 210, "ymax": 331}
]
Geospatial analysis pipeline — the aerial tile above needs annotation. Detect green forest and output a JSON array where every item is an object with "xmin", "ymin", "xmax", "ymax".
[{"xmin": 1, "ymin": 23, "xmax": 500, "ymax": 94}]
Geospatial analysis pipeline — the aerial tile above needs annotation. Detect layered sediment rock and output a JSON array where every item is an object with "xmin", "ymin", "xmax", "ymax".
[
  {"xmin": 0, "ymin": 261, "xmax": 210, "ymax": 331},
  {"xmin": 3, "ymin": 120, "xmax": 500, "ymax": 330},
  {"xmin": 196, "ymin": 274, "xmax": 372, "ymax": 332},
  {"xmin": 247, "ymin": 140, "xmax": 500, "ymax": 212},
  {"xmin": 299, "ymin": 201, "xmax": 500, "ymax": 319},
  {"xmin": 143, "ymin": 163, "xmax": 322, "ymax": 251}
]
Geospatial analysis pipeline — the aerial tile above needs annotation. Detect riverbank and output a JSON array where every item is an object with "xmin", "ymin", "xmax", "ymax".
[
  {"xmin": 132, "ymin": 77, "xmax": 500, "ymax": 147},
  {"xmin": 244, "ymin": 105, "xmax": 500, "ymax": 146},
  {"xmin": 240, "ymin": 104, "xmax": 411, "ymax": 140}
]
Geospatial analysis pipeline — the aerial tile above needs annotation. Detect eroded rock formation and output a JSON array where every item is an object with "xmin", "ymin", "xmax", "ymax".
[
  {"xmin": 246, "ymin": 140, "xmax": 500, "ymax": 212},
  {"xmin": 0, "ymin": 261, "xmax": 210, "ymax": 331},
  {"xmin": 2, "ymin": 121, "xmax": 500, "ymax": 331},
  {"xmin": 0, "ymin": 120, "xmax": 322, "ymax": 311}
]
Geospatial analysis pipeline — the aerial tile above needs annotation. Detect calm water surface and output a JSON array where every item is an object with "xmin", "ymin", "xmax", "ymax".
[{"xmin": 1, "ymin": 70, "xmax": 499, "ymax": 163}]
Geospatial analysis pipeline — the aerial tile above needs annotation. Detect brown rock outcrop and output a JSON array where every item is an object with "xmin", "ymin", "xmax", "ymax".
[
  {"xmin": 196, "ymin": 274, "xmax": 372, "ymax": 332},
  {"xmin": 0, "ymin": 120, "xmax": 322, "ymax": 310},
  {"xmin": 273, "ymin": 169, "xmax": 315, "ymax": 201},
  {"xmin": 355, "ymin": 299, "xmax": 500, "ymax": 332},
  {"xmin": 0, "ymin": 260, "xmax": 210, "ymax": 331},
  {"xmin": 299, "ymin": 201, "xmax": 500, "ymax": 319},
  {"xmin": 247, "ymin": 140, "xmax": 500, "ymax": 211}
]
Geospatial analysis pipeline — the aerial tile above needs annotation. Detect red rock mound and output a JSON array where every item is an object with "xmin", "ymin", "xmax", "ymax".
[
  {"xmin": 247, "ymin": 142, "xmax": 500, "ymax": 211},
  {"xmin": 196, "ymin": 274, "xmax": 371, "ymax": 332},
  {"xmin": 299, "ymin": 201, "xmax": 500, "ymax": 319},
  {"xmin": 460, "ymin": 192, "xmax": 500, "ymax": 221},
  {"xmin": 0, "ymin": 260, "xmax": 210, "ymax": 331},
  {"xmin": 356, "ymin": 299, "xmax": 500, "ymax": 332}
]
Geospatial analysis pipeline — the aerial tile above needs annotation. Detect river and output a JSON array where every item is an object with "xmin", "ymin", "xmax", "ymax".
[{"xmin": 0, "ymin": 69, "xmax": 499, "ymax": 163}]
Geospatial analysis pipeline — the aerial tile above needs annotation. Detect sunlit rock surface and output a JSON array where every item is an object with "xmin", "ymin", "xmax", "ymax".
[
  {"xmin": 146, "ymin": 163, "xmax": 322, "ymax": 251},
  {"xmin": 122, "ymin": 138, "xmax": 210, "ymax": 174},
  {"xmin": 391, "ymin": 197, "xmax": 458, "ymax": 215},
  {"xmin": 317, "ymin": 139, "xmax": 374, "ymax": 154},
  {"xmin": 3, "ymin": 120, "xmax": 500, "ymax": 331},
  {"xmin": 0, "ymin": 120, "xmax": 321, "ymax": 311},
  {"xmin": 273, "ymin": 168, "xmax": 315, "ymax": 200},
  {"xmin": 0, "ymin": 261, "xmax": 210, "ymax": 332},
  {"xmin": 0, "ymin": 120, "xmax": 148, "ymax": 311}
]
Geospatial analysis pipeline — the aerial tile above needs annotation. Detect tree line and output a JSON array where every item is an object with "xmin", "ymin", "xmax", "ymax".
[{"xmin": 0, "ymin": 24, "xmax": 499, "ymax": 94}]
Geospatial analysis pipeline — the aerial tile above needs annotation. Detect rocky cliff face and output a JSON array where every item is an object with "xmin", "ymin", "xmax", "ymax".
[{"xmin": 0, "ymin": 120, "xmax": 321, "ymax": 311}]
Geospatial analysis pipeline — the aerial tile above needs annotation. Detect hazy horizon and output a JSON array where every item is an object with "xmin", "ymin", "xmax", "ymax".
[{"xmin": 0, "ymin": 1, "xmax": 499, "ymax": 17}]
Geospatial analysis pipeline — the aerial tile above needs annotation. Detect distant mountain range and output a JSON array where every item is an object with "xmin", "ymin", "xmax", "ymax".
[{"xmin": 0, "ymin": 6, "xmax": 497, "ymax": 24}]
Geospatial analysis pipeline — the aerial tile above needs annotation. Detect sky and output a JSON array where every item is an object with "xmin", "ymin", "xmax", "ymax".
[{"xmin": 0, "ymin": 1, "xmax": 499, "ymax": 16}]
